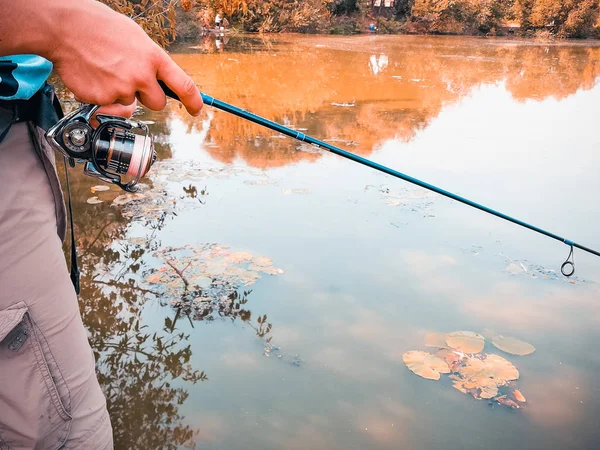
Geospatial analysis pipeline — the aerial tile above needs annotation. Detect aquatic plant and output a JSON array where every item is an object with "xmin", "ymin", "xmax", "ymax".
[{"xmin": 403, "ymin": 330, "xmax": 535, "ymax": 409}]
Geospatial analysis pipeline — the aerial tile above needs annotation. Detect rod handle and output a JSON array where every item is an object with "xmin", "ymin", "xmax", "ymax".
[
  {"xmin": 158, "ymin": 80, "xmax": 180, "ymax": 102},
  {"xmin": 158, "ymin": 80, "xmax": 214, "ymax": 107}
]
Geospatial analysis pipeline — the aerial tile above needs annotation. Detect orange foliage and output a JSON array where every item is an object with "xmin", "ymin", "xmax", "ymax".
[
  {"xmin": 99, "ymin": 0, "xmax": 178, "ymax": 47},
  {"xmin": 530, "ymin": 0, "xmax": 600, "ymax": 37},
  {"xmin": 410, "ymin": 0, "xmax": 599, "ymax": 37}
]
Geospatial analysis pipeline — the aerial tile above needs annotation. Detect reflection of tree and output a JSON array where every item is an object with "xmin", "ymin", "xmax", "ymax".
[
  {"xmin": 504, "ymin": 46, "xmax": 600, "ymax": 101},
  {"xmin": 57, "ymin": 159, "xmax": 275, "ymax": 449},
  {"xmin": 85, "ymin": 278, "xmax": 207, "ymax": 450},
  {"xmin": 57, "ymin": 162, "xmax": 204, "ymax": 448},
  {"xmin": 140, "ymin": 242, "xmax": 277, "ymax": 342},
  {"xmin": 164, "ymin": 37, "xmax": 600, "ymax": 169}
]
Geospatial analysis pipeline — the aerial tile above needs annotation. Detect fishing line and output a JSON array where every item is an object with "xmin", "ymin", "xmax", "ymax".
[{"xmin": 158, "ymin": 81, "xmax": 599, "ymax": 277}]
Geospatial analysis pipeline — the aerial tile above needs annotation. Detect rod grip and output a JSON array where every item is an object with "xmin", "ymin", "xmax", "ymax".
[
  {"xmin": 158, "ymin": 80, "xmax": 181, "ymax": 102},
  {"xmin": 158, "ymin": 79, "xmax": 214, "ymax": 108}
]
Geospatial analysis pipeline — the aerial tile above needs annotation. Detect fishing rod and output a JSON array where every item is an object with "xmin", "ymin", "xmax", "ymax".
[
  {"xmin": 157, "ymin": 82, "xmax": 599, "ymax": 277},
  {"xmin": 45, "ymin": 81, "xmax": 600, "ymax": 278}
]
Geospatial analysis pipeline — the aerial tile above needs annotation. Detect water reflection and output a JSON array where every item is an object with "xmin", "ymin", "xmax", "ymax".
[
  {"xmin": 369, "ymin": 53, "xmax": 389, "ymax": 76},
  {"xmin": 58, "ymin": 35, "xmax": 600, "ymax": 450},
  {"xmin": 165, "ymin": 35, "xmax": 600, "ymax": 170},
  {"xmin": 59, "ymin": 160, "xmax": 276, "ymax": 448}
]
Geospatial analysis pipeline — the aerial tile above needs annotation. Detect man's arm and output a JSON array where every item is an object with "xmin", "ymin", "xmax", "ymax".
[{"xmin": 0, "ymin": 0, "xmax": 202, "ymax": 115}]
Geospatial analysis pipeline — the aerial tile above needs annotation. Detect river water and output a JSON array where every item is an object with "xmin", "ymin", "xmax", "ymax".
[{"xmin": 64, "ymin": 35, "xmax": 600, "ymax": 449}]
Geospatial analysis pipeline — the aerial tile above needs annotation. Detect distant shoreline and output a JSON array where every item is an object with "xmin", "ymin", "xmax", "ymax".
[{"xmin": 176, "ymin": 32, "xmax": 600, "ymax": 47}]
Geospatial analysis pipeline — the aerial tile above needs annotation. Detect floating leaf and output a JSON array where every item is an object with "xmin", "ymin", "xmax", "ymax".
[
  {"xmin": 141, "ymin": 244, "xmax": 283, "ymax": 320},
  {"xmin": 446, "ymin": 331, "xmax": 485, "ymax": 353},
  {"xmin": 446, "ymin": 353, "xmax": 463, "ymax": 370},
  {"xmin": 451, "ymin": 353, "xmax": 518, "ymax": 400},
  {"xmin": 505, "ymin": 260, "xmax": 525, "ymax": 275},
  {"xmin": 403, "ymin": 350, "xmax": 450, "ymax": 381},
  {"xmin": 112, "ymin": 193, "xmax": 146, "ymax": 206},
  {"xmin": 128, "ymin": 237, "xmax": 146, "ymax": 246},
  {"xmin": 87, "ymin": 196, "xmax": 103, "ymax": 205},
  {"xmin": 91, "ymin": 185, "xmax": 110, "ymax": 192},
  {"xmin": 465, "ymin": 354, "xmax": 519, "ymax": 381},
  {"xmin": 424, "ymin": 332, "xmax": 448, "ymax": 348},
  {"xmin": 513, "ymin": 389, "xmax": 527, "ymax": 403},
  {"xmin": 281, "ymin": 188, "xmax": 309, "ymax": 195},
  {"xmin": 496, "ymin": 395, "xmax": 520, "ymax": 409},
  {"xmin": 252, "ymin": 256, "xmax": 273, "ymax": 267},
  {"xmin": 479, "ymin": 382, "xmax": 499, "ymax": 399},
  {"xmin": 226, "ymin": 252, "xmax": 253, "ymax": 263},
  {"xmin": 385, "ymin": 198, "xmax": 402, "ymax": 207},
  {"xmin": 435, "ymin": 348, "xmax": 451, "ymax": 358},
  {"xmin": 492, "ymin": 335, "xmax": 535, "ymax": 356},
  {"xmin": 250, "ymin": 265, "xmax": 284, "ymax": 275},
  {"xmin": 146, "ymin": 273, "xmax": 164, "ymax": 284}
]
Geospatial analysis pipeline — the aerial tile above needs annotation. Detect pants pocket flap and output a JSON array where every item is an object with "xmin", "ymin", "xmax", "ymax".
[{"xmin": 0, "ymin": 302, "xmax": 27, "ymax": 343}]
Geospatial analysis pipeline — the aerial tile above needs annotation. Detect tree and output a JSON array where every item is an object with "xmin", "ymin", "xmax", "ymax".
[
  {"xmin": 411, "ymin": 0, "xmax": 506, "ymax": 34},
  {"xmin": 513, "ymin": 0, "xmax": 535, "ymax": 29},
  {"xmin": 561, "ymin": 0, "xmax": 599, "ymax": 37},
  {"xmin": 528, "ymin": 0, "xmax": 599, "ymax": 37},
  {"xmin": 99, "ymin": 0, "xmax": 179, "ymax": 47}
]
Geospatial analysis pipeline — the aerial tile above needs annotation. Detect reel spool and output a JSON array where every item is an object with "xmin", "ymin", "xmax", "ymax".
[{"xmin": 46, "ymin": 104, "xmax": 156, "ymax": 192}]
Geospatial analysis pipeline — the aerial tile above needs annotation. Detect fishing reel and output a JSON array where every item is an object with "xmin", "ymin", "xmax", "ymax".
[{"xmin": 46, "ymin": 104, "xmax": 156, "ymax": 192}]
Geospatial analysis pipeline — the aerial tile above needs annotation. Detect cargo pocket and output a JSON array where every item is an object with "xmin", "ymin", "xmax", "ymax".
[{"xmin": 0, "ymin": 302, "xmax": 72, "ymax": 450}]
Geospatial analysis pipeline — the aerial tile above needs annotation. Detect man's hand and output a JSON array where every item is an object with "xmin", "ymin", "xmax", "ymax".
[{"xmin": 0, "ymin": 0, "xmax": 203, "ymax": 116}]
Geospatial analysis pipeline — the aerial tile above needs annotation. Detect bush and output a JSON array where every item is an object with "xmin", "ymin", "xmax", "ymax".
[
  {"xmin": 242, "ymin": 0, "xmax": 331, "ymax": 33},
  {"xmin": 328, "ymin": 16, "xmax": 360, "ymax": 34},
  {"xmin": 102, "ymin": 0, "xmax": 600, "ymax": 39},
  {"xmin": 100, "ymin": 0, "xmax": 178, "ymax": 47},
  {"xmin": 376, "ymin": 17, "xmax": 408, "ymax": 34},
  {"xmin": 175, "ymin": 4, "xmax": 203, "ymax": 40},
  {"xmin": 410, "ymin": 0, "xmax": 507, "ymax": 35}
]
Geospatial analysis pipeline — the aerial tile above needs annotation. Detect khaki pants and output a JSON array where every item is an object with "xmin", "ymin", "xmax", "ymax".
[{"xmin": 0, "ymin": 123, "xmax": 113, "ymax": 449}]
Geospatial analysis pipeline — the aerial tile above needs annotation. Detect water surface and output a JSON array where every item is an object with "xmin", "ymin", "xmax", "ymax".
[{"xmin": 64, "ymin": 35, "xmax": 600, "ymax": 450}]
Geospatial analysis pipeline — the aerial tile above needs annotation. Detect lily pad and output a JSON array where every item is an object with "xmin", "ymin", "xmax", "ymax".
[
  {"xmin": 492, "ymin": 335, "xmax": 535, "ymax": 356},
  {"xmin": 446, "ymin": 331, "xmax": 485, "ymax": 353},
  {"xmin": 403, "ymin": 350, "xmax": 450, "ymax": 381},
  {"xmin": 479, "ymin": 381, "xmax": 499, "ymax": 399},
  {"xmin": 252, "ymin": 256, "xmax": 273, "ymax": 267},
  {"xmin": 112, "ymin": 193, "xmax": 146, "ymax": 206},
  {"xmin": 226, "ymin": 252, "xmax": 253, "ymax": 263},
  {"xmin": 513, "ymin": 389, "xmax": 527, "ymax": 403},
  {"xmin": 91, "ymin": 185, "xmax": 110, "ymax": 192},
  {"xmin": 281, "ymin": 188, "xmax": 309, "ymax": 195},
  {"xmin": 459, "ymin": 354, "xmax": 519, "ymax": 382},
  {"xmin": 451, "ymin": 353, "xmax": 519, "ymax": 399},
  {"xmin": 496, "ymin": 395, "xmax": 520, "ymax": 409},
  {"xmin": 142, "ymin": 244, "xmax": 284, "ymax": 308},
  {"xmin": 86, "ymin": 196, "xmax": 103, "ymax": 205},
  {"xmin": 424, "ymin": 332, "xmax": 448, "ymax": 348},
  {"xmin": 249, "ymin": 264, "xmax": 284, "ymax": 275},
  {"xmin": 146, "ymin": 273, "xmax": 163, "ymax": 284}
]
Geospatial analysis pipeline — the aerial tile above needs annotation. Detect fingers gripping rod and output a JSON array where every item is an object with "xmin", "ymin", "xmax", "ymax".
[{"xmin": 158, "ymin": 81, "xmax": 600, "ymax": 276}]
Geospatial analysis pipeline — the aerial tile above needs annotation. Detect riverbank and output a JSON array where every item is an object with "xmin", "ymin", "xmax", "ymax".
[{"xmin": 175, "ymin": 2, "xmax": 600, "ymax": 40}]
